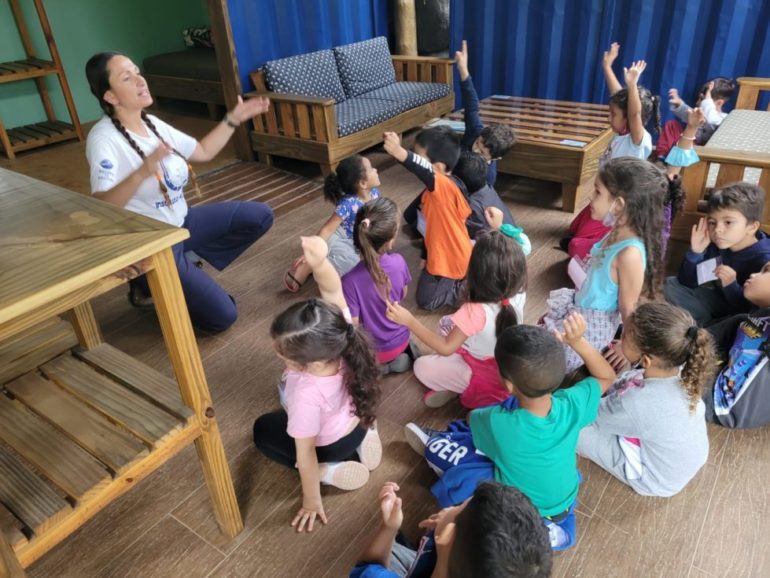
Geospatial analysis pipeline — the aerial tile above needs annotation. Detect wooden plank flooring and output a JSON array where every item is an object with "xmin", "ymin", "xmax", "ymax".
[{"xmin": 8, "ymin": 118, "xmax": 767, "ymax": 576}]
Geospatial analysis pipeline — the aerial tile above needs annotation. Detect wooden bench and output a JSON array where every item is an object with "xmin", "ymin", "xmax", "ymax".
[{"xmin": 248, "ymin": 55, "xmax": 454, "ymax": 176}]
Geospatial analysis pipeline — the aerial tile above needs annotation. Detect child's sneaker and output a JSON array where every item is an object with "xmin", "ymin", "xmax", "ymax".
[
  {"xmin": 423, "ymin": 389, "xmax": 458, "ymax": 408},
  {"xmin": 356, "ymin": 425, "xmax": 382, "ymax": 470},
  {"xmin": 319, "ymin": 461, "xmax": 369, "ymax": 491},
  {"xmin": 404, "ymin": 423, "xmax": 439, "ymax": 456}
]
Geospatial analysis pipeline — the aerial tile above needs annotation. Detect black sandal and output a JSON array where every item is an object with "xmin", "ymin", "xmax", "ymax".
[{"xmin": 128, "ymin": 283, "xmax": 154, "ymax": 309}]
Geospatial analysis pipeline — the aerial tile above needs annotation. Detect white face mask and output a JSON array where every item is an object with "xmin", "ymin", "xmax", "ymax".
[{"xmin": 601, "ymin": 199, "xmax": 618, "ymax": 228}]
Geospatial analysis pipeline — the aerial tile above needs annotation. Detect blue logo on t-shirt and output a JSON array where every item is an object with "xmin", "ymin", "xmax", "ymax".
[{"xmin": 99, "ymin": 159, "xmax": 113, "ymax": 169}]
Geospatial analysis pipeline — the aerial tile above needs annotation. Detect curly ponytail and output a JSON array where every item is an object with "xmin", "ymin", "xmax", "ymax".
[
  {"xmin": 271, "ymin": 299, "xmax": 380, "ymax": 427},
  {"xmin": 627, "ymin": 303, "xmax": 717, "ymax": 413},
  {"xmin": 323, "ymin": 155, "xmax": 366, "ymax": 204}
]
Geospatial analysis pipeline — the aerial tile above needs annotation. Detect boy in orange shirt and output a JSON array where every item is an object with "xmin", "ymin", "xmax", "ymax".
[{"xmin": 384, "ymin": 129, "xmax": 472, "ymax": 310}]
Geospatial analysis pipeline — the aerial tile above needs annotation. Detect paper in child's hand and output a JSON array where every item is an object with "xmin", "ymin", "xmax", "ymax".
[{"xmin": 696, "ymin": 257, "xmax": 721, "ymax": 285}]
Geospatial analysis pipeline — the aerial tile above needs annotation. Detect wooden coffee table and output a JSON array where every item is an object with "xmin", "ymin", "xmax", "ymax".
[{"xmin": 450, "ymin": 95, "xmax": 612, "ymax": 212}]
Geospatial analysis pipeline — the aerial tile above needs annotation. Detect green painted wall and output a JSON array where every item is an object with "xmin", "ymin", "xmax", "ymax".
[{"xmin": 0, "ymin": 0, "xmax": 209, "ymax": 126}]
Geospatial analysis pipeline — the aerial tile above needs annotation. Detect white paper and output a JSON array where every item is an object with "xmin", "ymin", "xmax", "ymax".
[
  {"xmin": 696, "ymin": 257, "xmax": 720, "ymax": 285},
  {"xmin": 416, "ymin": 210, "xmax": 427, "ymax": 237},
  {"xmin": 568, "ymin": 256, "xmax": 588, "ymax": 290}
]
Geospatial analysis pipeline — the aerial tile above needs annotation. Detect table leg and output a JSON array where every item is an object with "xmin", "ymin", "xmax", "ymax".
[
  {"xmin": 145, "ymin": 247, "xmax": 243, "ymax": 538},
  {"xmin": 69, "ymin": 302, "xmax": 103, "ymax": 350},
  {"xmin": 0, "ymin": 533, "xmax": 25, "ymax": 577},
  {"xmin": 561, "ymin": 181, "xmax": 580, "ymax": 213}
]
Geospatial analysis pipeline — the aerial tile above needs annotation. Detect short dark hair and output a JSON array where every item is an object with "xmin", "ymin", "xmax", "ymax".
[
  {"xmin": 480, "ymin": 124, "xmax": 517, "ymax": 159},
  {"xmin": 706, "ymin": 182, "xmax": 765, "ymax": 223},
  {"xmin": 494, "ymin": 325, "xmax": 566, "ymax": 397},
  {"xmin": 698, "ymin": 77, "xmax": 737, "ymax": 103},
  {"xmin": 450, "ymin": 482, "xmax": 553, "ymax": 578},
  {"xmin": 453, "ymin": 151, "xmax": 488, "ymax": 193},
  {"xmin": 414, "ymin": 126, "xmax": 461, "ymax": 171}
]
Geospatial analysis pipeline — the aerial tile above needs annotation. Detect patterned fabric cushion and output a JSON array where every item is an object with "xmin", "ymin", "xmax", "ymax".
[
  {"xmin": 335, "ymin": 97, "xmax": 404, "ymax": 137},
  {"xmin": 264, "ymin": 49, "xmax": 346, "ymax": 103},
  {"xmin": 356, "ymin": 82, "xmax": 451, "ymax": 113},
  {"xmin": 333, "ymin": 37, "xmax": 396, "ymax": 98}
]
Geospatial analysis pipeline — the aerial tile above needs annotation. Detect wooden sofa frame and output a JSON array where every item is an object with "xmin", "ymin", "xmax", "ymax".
[
  {"xmin": 672, "ymin": 77, "xmax": 770, "ymax": 241},
  {"xmin": 246, "ymin": 55, "xmax": 455, "ymax": 175}
]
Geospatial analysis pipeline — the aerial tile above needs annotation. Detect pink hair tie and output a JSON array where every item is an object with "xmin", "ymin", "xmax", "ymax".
[
  {"xmin": 501, "ymin": 297, "xmax": 510, "ymax": 306},
  {"xmin": 361, "ymin": 218, "xmax": 371, "ymax": 227}
]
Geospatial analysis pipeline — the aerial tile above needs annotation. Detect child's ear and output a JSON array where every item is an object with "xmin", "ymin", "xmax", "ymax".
[
  {"xmin": 434, "ymin": 161, "xmax": 448, "ymax": 174},
  {"xmin": 614, "ymin": 196, "xmax": 626, "ymax": 214},
  {"xmin": 714, "ymin": 98, "xmax": 725, "ymax": 108},
  {"xmin": 501, "ymin": 378, "xmax": 516, "ymax": 394},
  {"xmin": 748, "ymin": 220, "xmax": 761, "ymax": 235}
]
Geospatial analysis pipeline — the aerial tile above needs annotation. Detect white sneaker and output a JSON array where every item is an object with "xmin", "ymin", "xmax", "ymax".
[
  {"xmin": 320, "ymin": 461, "xmax": 370, "ymax": 491},
  {"xmin": 356, "ymin": 426, "xmax": 383, "ymax": 470},
  {"xmin": 404, "ymin": 423, "xmax": 431, "ymax": 456}
]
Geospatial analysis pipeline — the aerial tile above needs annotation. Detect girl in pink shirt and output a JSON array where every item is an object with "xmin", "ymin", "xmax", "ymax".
[
  {"xmin": 387, "ymin": 228, "xmax": 528, "ymax": 408},
  {"xmin": 253, "ymin": 237, "xmax": 382, "ymax": 533}
]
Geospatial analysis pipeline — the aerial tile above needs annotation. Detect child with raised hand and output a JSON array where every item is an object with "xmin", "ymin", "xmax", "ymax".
[
  {"xmin": 350, "ymin": 481, "xmax": 552, "ymax": 578},
  {"xmin": 577, "ymin": 302, "xmax": 716, "ymax": 497},
  {"xmin": 283, "ymin": 155, "xmax": 380, "ymax": 292},
  {"xmin": 386, "ymin": 224, "xmax": 528, "ymax": 408},
  {"xmin": 544, "ymin": 157, "xmax": 674, "ymax": 372},
  {"xmin": 254, "ymin": 236, "xmax": 382, "ymax": 533},
  {"xmin": 342, "ymin": 197, "xmax": 419, "ymax": 375},
  {"xmin": 563, "ymin": 42, "xmax": 661, "ymax": 261},
  {"xmin": 664, "ymin": 183, "xmax": 770, "ymax": 326},
  {"xmin": 384, "ymin": 129, "xmax": 472, "ymax": 310}
]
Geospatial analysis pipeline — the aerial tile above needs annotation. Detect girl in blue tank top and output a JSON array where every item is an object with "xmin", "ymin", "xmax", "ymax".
[{"xmin": 544, "ymin": 158, "xmax": 674, "ymax": 371}]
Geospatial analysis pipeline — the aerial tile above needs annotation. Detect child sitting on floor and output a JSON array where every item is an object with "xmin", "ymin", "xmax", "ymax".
[
  {"xmin": 577, "ymin": 302, "xmax": 716, "ymax": 497},
  {"xmin": 705, "ymin": 261, "xmax": 770, "ymax": 428},
  {"xmin": 656, "ymin": 77, "xmax": 736, "ymax": 161},
  {"xmin": 664, "ymin": 183, "xmax": 770, "ymax": 327},
  {"xmin": 254, "ymin": 236, "xmax": 382, "ymax": 533},
  {"xmin": 386, "ymin": 222, "xmax": 528, "ymax": 408},
  {"xmin": 350, "ymin": 481, "xmax": 552, "ymax": 578},
  {"xmin": 384, "ymin": 129, "xmax": 472, "ymax": 311},
  {"xmin": 283, "ymin": 155, "xmax": 380, "ymax": 292},
  {"xmin": 342, "ymin": 197, "xmax": 419, "ymax": 375},
  {"xmin": 544, "ymin": 157, "xmax": 672, "ymax": 371},
  {"xmin": 562, "ymin": 42, "xmax": 661, "ymax": 261},
  {"xmin": 404, "ymin": 315, "xmax": 616, "ymax": 550}
]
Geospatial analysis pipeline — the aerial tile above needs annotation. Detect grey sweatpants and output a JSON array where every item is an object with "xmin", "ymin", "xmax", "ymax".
[{"xmin": 327, "ymin": 226, "xmax": 360, "ymax": 277}]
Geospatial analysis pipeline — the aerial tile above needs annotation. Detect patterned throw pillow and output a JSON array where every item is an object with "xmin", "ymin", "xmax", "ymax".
[
  {"xmin": 333, "ymin": 37, "xmax": 396, "ymax": 98},
  {"xmin": 264, "ymin": 49, "xmax": 346, "ymax": 103},
  {"xmin": 182, "ymin": 27, "xmax": 214, "ymax": 49}
]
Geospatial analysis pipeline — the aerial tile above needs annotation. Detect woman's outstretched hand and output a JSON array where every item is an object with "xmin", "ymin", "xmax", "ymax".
[{"xmin": 230, "ymin": 95, "xmax": 271, "ymax": 123}]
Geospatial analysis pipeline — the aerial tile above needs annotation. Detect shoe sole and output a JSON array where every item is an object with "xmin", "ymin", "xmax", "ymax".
[
  {"xmin": 403, "ymin": 423, "xmax": 428, "ymax": 457},
  {"xmin": 423, "ymin": 390, "xmax": 458, "ymax": 408},
  {"xmin": 358, "ymin": 427, "xmax": 382, "ymax": 470},
  {"xmin": 329, "ymin": 461, "xmax": 370, "ymax": 491}
]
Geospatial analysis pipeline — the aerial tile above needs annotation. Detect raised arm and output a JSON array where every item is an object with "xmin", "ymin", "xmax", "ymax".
[
  {"xmin": 602, "ymin": 42, "xmax": 623, "ymax": 96},
  {"xmin": 358, "ymin": 483, "xmax": 403, "ymax": 568},
  {"xmin": 189, "ymin": 95, "xmax": 270, "ymax": 162},
  {"xmin": 555, "ymin": 313, "xmax": 616, "ymax": 393},
  {"xmin": 456, "ymin": 40, "xmax": 484, "ymax": 148},
  {"xmin": 623, "ymin": 60, "xmax": 647, "ymax": 146},
  {"xmin": 301, "ymin": 236, "xmax": 347, "ymax": 312},
  {"xmin": 384, "ymin": 131, "xmax": 436, "ymax": 190}
]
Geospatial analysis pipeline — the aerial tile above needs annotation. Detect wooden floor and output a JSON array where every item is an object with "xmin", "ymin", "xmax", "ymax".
[{"xmin": 3, "ymin": 114, "xmax": 769, "ymax": 578}]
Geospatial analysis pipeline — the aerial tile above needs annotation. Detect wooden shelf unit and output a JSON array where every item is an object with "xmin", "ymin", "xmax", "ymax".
[{"xmin": 0, "ymin": 0, "xmax": 82, "ymax": 159}]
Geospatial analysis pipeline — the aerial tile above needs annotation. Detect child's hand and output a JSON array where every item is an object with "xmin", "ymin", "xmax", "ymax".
[
  {"xmin": 553, "ymin": 312, "xmax": 587, "ymax": 347},
  {"xmin": 484, "ymin": 206, "xmax": 504, "ymax": 230},
  {"xmin": 385, "ymin": 300, "xmax": 415, "ymax": 327},
  {"xmin": 602, "ymin": 42, "xmax": 620, "ymax": 67},
  {"xmin": 623, "ymin": 60, "xmax": 646, "ymax": 86},
  {"xmin": 668, "ymin": 88, "xmax": 683, "ymax": 108},
  {"xmin": 434, "ymin": 521, "xmax": 457, "ymax": 563},
  {"xmin": 291, "ymin": 496, "xmax": 328, "ymax": 533},
  {"xmin": 383, "ymin": 132, "xmax": 402, "ymax": 157},
  {"xmin": 455, "ymin": 40, "xmax": 469, "ymax": 78},
  {"xmin": 378, "ymin": 482, "xmax": 403, "ymax": 530},
  {"xmin": 300, "ymin": 235, "xmax": 329, "ymax": 270},
  {"xmin": 703, "ymin": 81, "xmax": 714, "ymax": 99},
  {"xmin": 604, "ymin": 342, "xmax": 630, "ymax": 373},
  {"xmin": 715, "ymin": 264, "xmax": 737, "ymax": 287},
  {"xmin": 690, "ymin": 217, "xmax": 711, "ymax": 254},
  {"xmin": 686, "ymin": 107, "xmax": 706, "ymax": 129}
]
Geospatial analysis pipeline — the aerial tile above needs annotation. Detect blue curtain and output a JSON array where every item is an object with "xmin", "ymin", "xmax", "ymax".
[
  {"xmin": 227, "ymin": 0, "xmax": 389, "ymax": 90},
  {"xmin": 449, "ymin": 0, "xmax": 770, "ymax": 115}
]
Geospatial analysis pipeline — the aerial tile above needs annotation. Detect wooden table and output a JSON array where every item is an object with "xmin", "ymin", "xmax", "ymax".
[
  {"xmin": 450, "ymin": 95, "xmax": 613, "ymax": 212},
  {"xmin": 0, "ymin": 169, "xmax": 242, "ymax": 573}
]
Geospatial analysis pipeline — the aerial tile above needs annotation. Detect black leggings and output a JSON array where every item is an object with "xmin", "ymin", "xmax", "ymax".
[{"xmin": 252, "ymin": 410, "xmax": 367, "ymax": 469}]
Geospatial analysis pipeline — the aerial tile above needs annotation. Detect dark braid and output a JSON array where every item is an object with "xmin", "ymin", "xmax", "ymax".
[{"xmin": 142, "ymin": 111, "xmax": 201, "ymax": 198}]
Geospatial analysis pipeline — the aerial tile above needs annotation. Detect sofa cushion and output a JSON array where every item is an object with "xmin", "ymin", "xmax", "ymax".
[
  {"xmin": 264, "ymin": 49, "xmax": 346, "ymax": 103},
  {"xmin": 356, "ymin": 82, "xmax": 451, "ymax": 113},
  {"xmin": 335, "ymin": 97, "xmax": 404, "ymax": 137},
  {"xmin": 333, "ymin": 37, "xmax": 396, "ymax": 98}
]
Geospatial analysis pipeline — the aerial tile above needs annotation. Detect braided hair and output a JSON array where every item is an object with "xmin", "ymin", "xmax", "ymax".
[{"xmin": 85, "ymin": 52, "xmax": 201, "ymax": 205}]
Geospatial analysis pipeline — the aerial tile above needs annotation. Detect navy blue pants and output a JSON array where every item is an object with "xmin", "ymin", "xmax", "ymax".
[{"xmin": 134, "ymin": 201, "xmax": 273, "ymax": 332}]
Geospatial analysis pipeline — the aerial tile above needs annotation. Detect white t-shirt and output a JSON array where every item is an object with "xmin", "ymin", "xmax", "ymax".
[
  {"xmin": 86, "ymin": 115, "xmax": 198, "ymax": 227},
  {"xmin": 603, "ymin": 130, "xmax": 653, "ymax": 165}
]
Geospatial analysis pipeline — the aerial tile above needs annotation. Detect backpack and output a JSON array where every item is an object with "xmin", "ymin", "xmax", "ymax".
[{"xmin": 709, "ymin": 308, "xmax": 770, "ymax": 428}]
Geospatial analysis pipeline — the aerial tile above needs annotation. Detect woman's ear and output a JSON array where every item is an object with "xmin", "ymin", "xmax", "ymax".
[{"xmin": 103, "ymin": 89, "xmax": 119, "ymax": 107}]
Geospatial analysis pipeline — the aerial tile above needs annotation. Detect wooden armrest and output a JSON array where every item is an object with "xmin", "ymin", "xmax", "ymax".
[
  {"xmin": 696, "ymin": 146, "xmax": 770, "ymax": 167},
  {"xmin": 737, "ymin": 77, "xmax": 770, "ymax": 89},
  {"xmin": 243, "ymin": 90, "xmax": 335, "ymax": 107},
  {"xmin": 391, "ymin": 55, "xmax": 455, "ymax": 65}
]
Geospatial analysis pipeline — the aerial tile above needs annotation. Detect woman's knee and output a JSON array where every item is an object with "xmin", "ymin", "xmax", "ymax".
[{"xmin": 241, "ymin": 201, "xmax": 274, "ymax": 237}]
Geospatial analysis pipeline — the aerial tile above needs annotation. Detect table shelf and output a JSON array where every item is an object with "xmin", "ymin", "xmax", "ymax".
[{"xmin": 0, "ymin": 318, "xmax": 198, "ymax": 566}]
